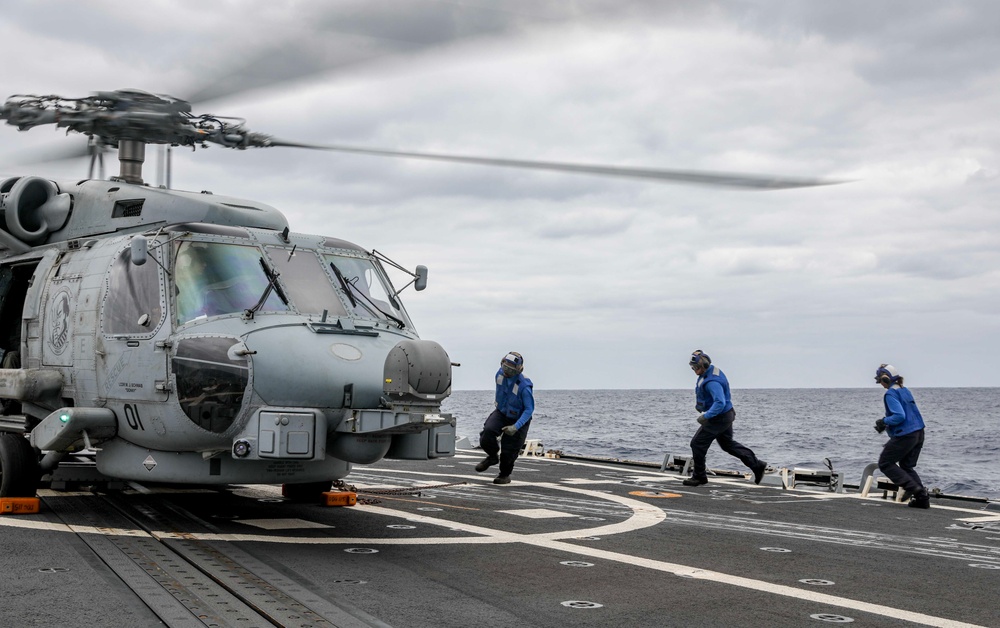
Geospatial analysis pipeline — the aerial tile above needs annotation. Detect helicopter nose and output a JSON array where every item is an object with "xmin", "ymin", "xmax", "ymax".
[
  {"xmin": 382, "ymin": 339, "xmax": 452, "ymax": 406},
  {"xmin": 245, "ymin": 328, "xmax": 412, "ymax": 411}
]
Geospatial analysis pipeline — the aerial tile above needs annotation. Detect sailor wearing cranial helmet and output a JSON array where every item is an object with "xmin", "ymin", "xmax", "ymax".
[
  {"xmin": 474, "ymin": 352, "xmax": 534, "ymax": 485},
  {"xmin": 874, "ymin": 364, "xmax": 930, "ymax": 509},
  {"xmin": 684, "ymin": 350, "xmax": 768, "ymax": 487}
]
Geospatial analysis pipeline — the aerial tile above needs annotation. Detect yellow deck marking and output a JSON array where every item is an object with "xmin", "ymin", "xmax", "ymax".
[{"xmin": 629, "ymin": 490, "xmax": 682, "ymax": 498}]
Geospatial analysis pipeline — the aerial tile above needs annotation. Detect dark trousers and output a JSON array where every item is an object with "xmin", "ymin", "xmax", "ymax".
[
  {"xmin": 479, "ymin": 409, "xmax": 529, "ymax": 477},
  {"xmin": 690, "ymin": 409, "xmax": 762, "ymax": 479},
  {"xmin": 878, "ymin": 429, "xmax": 925, "ymax": 493}
]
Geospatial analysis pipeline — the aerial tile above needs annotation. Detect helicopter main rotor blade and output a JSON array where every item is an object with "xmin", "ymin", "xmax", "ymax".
[
  {"xmin": 0, "ymin": 142, "xmax": 93, "ymax": 176},
  {"xmin": 265, "ymin": 138, "xmax": 843, "ymax": 190}
]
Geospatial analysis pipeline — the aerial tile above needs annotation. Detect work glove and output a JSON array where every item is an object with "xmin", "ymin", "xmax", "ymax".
[
  {"xmin": 502, "ymin": 425, "xmax": 518, "ymax": 436},
  {"xmin": 874, "ymin": 418, "xmax": 886, "ymax": 434},
  {"xmin": 696, "ymin": 413, "xmax": 708, "ymax": 426}
]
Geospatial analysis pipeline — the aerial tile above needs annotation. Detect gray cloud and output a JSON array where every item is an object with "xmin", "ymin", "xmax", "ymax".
[{"xmin": 3, "ymin": 1, "xmax": 999, "ymax": 388}]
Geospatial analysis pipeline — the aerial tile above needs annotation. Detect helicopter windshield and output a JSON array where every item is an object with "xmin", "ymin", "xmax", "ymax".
[
  {"xmin": 265, "ymin": 246, "xmax": 347, "ymax": 318},
  {"xmin": 173, "ymin": 241, "xmax": 288, "ymax": 325},
  {"xmin": 323, "ymin": 253, "xmax": 411, "ymax": 328}
]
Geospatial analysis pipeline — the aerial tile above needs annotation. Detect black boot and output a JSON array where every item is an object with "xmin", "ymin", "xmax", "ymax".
[
  {"xmin": 475, "ymin": 456, "xmax": 499, "ymax": 472},
  {"xmin": 908, "ymin": 487, "xmax": 930, "ymax": 509},
  {"xmin": 752, "ymin": 461, "xmax": 767, "ymax": 485},
  {"xmin": 683, "ymin": 476, "xmax": 708, "ymax": 486}
]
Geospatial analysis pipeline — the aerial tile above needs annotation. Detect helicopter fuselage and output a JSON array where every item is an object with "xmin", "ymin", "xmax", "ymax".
[{"xmin": 0, "ymin": 176, "xmax": 454, "ymax": 489}]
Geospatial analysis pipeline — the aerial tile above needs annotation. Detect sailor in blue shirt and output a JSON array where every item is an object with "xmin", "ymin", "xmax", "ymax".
[
  {"xmin": 475, "ymin": 352, "xmax": 534, "ymax": 485},
  {"xmin": 684, "ymin": 350, "xmax": 767, "ymax": 486},
  {"xmin": 874, "ymin": 364, "xmax": 930, "ymax": 508}
]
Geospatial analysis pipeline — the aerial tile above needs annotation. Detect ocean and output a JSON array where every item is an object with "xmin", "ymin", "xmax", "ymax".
[{"xmin": 441, "ymin": 388, "xmax": 1000, "ymax": 500}]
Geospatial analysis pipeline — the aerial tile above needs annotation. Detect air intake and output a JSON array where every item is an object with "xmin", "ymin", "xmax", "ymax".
[{"xmin": 112, "ymin": 199, "xmax": 144, "ymax": 218}]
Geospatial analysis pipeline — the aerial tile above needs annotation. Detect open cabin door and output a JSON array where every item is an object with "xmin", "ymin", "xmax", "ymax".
[
  {"xmin": 0, "ymin": 260, "xmax": 38, "ymax": 365},
  {"xmin": 0, "ymin": 258, "xmax": 41, "ymax": 418}
]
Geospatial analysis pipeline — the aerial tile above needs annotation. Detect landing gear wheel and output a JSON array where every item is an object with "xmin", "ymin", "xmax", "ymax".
[
  {"xmin": 0, "ymin": 433, "xmax": 40, "ymax": 497},
  {"xmin": 282, "ymin": 480, "xmax": 332, "ymax": 502}
]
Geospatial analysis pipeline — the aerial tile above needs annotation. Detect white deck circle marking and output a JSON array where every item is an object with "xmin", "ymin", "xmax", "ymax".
[
  {"xmin": 800, "ymin": 579, "xmax": 836, "ymax": 586},
  {"xmin": 561, "ymin": 601, "xmax": 603, "ymax": 609}
]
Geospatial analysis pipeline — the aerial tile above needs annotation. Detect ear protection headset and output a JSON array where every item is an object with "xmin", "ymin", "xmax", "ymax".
[
  {"xmin": 689, "ymin": 350, "xmax": 711, "ymax": 370},
  {"xmin": 875, "ymin": 363, "xmax": 900, "ymax": 385}
]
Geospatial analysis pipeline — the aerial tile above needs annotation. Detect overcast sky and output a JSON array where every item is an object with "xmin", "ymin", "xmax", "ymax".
[{"xmin": 2, "ymin": 1, "xmax": 999, "ymax": 389}]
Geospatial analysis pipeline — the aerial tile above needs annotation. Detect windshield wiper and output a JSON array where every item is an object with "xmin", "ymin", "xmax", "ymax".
[
  {"xmin": 330, "ymin": 262, "xmax": 357, "ymax": 308},
  {"xmin": 330, "ymin": 262, "xmax": 405, "ymax": 329},
  {"xmin": 245, "ymin": 257, "xmax": 287, "ymax": 319}
]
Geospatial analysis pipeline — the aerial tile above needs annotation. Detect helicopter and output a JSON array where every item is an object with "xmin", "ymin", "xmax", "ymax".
[
  {"xmin": 0, "ymin": 85, "xmax": 836, "ymax": 500},
  {"xmin": 0, "ymin": 89, "xmax": 462, "ymax": 499}
]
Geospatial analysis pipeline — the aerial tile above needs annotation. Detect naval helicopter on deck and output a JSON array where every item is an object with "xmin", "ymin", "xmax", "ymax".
[{"xmin": 0, "ymin": 88, "xmax": 836, "ymax": 499}]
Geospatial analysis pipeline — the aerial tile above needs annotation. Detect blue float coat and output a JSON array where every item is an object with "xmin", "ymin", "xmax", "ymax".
[
  {"xmin": 695, "ymin": 366, "xmax": 734, "ymax": 419},
  {"xmin": 495, "ymin": 369, "xmax": 534, "ymax": 430},
  {"xmin": 882, "ymin": 386, "xmax": 925, "ymax": 437}
]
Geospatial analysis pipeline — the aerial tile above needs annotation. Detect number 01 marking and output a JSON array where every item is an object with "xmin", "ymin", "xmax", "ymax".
[{"xmin": 123, "ymin": 404, "xmax": 145, "ymax": 431}]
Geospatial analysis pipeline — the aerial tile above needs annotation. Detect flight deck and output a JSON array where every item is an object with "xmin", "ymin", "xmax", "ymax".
[{"xmin": 2, "ymin": 450, "xmax": 997, "ymax": 627}]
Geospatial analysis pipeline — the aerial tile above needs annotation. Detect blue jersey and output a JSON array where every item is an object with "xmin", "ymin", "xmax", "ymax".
[
  {"xmin": 695, "ymin": 365, "xmax": 733, "ymax": 419},
  {"xmin": 883, "ymin": 386, "xmax": 925, "ymax": 437},
  {"xmin": 495, "ymin": 369, "xmax": 534, "ymax": 430}
]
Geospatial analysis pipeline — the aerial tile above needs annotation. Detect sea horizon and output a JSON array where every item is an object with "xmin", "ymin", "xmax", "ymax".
[{"xmin": 443, "ymin": 388, "xmax": 1000, "ymax": 500}]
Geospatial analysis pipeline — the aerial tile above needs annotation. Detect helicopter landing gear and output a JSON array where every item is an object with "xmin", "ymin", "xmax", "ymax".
[
  {"xmin": 0, "ymin": 433, "xmax": 40, "ymax": 497},
  {"xmin": 281, "ymin": 480, "xmax": 333, "ymax": 502}
]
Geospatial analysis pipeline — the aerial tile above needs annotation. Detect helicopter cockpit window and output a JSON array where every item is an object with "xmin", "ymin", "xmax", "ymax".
[
  {"xmin": 323, "ymin": 254, "xmax": 412, "ymax": 328},
  {"xmin": 173, "ymin": 337, "xmax": 247, "ymax": 433},
  {"xmin": 265, "ymin": 247, "xmax": 347, "ymax": 318},
  {"xmin": 173, "ymin": 241, "xmax": 288, "ymax": 325},
  {"xmin": 104, "ymin": 247, "xmax": 163, "ymax": 335}
]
